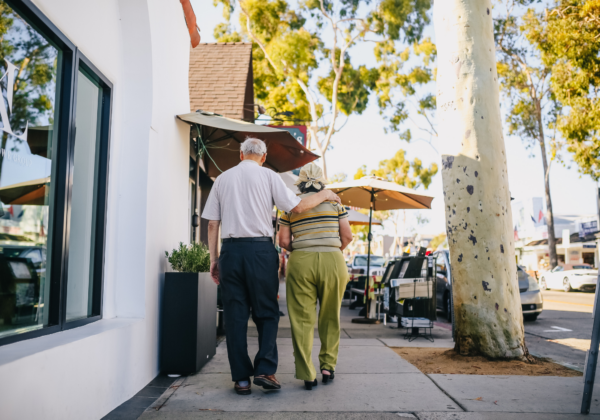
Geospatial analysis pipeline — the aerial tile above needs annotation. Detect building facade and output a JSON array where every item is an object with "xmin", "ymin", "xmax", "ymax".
[
  {"xmin": 0, "ymin": 1, "xmax": 194, "ymax": 419},
  {"xmin": 512, "ymin": 198, "xmax": 599, "ymax": 270}
]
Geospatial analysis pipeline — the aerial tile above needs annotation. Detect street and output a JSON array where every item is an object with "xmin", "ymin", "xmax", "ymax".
[{"xmin": 525, "ymin": 290, "xmax": 595, "ymax": 371}]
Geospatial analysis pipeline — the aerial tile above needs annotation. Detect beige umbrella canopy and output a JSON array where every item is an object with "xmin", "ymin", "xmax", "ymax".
[
  {"xmin": 0, "ymin": 177, "xmax": 50, "ymax": 205},
  {"xmin": 346, "ymin": 208, "xmax": 382, "ymax": 226},
  {"xmin": 327, "ymin": 176, "xmax": 434, "ymax": 324},
  {"xmin": 177, "ymin": 111, "xmax": 320, "ymax": 177},
  {"xmin": 327, "ymin": 176, "xmax": 434, "ymax": 210}
]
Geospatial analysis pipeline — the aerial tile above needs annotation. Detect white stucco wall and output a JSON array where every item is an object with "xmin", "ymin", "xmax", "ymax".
[{"xmin": 0, "ymin": 1, "xmax": 191, "ymax": 419}]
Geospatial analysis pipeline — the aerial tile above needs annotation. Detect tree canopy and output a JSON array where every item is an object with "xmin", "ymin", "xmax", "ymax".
[
  {"xmin": 527, "ymin": 0, "xmax": 600, "ymax": 179},
  {"xmin": 212, "ymin": 0, "xmax": 435, "ymax": 178}
]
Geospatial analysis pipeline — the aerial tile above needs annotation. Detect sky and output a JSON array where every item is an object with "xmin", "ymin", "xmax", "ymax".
[{"xmin": 192, "ymin": 0, "xmax": 599, "ymax": 237}]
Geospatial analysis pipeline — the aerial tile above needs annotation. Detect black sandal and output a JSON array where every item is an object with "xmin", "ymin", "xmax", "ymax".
[
  {"xmin": 304, "ymin": 379, "xmax": 318, "ymax": 390},
  {"xmin": 322, "ymin": 369, "xmax": 335, "ymax": 384}
]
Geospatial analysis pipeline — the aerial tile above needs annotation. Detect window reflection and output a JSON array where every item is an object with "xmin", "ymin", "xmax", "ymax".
[
  {"xmin": 65, "ymin": 70, "xmax": 101, "ymax": 322},
  {"xmin": 0, "ymin": 1, "xmax": 58, "ymax": 339}
]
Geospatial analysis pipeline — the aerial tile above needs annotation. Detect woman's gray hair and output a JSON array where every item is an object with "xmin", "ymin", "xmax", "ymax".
[{"xmin": 240, "ymin": 137, "xmax": 267, "ymax": 156}]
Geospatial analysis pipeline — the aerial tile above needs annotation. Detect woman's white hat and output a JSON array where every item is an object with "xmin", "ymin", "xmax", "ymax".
[{"xmin": 294, "ymin": 162, "xmax": 326, "ymax": 190}]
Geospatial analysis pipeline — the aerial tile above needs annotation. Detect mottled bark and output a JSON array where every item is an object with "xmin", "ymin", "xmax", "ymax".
[{"xmin": 434, "ymin": 0, "xmax": 529, "ymax": 359}]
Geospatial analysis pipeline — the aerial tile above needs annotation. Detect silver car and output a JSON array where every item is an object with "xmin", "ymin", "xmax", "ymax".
[
  {"xmin": 433, "ymin": 250, "xmax": 543, "ymax": 321},
  {"xmin": 347, "ymin": 254, "xmax": 386, "ymax": 277},
  {"xmin": 519, "ymin": 266, "xmax": 544, "ymax": 321}
]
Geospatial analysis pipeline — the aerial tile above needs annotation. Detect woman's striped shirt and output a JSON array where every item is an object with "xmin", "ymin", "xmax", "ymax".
[{"xmin": 279, "ymin": 192, "xmax": 348, "ymax": 252}]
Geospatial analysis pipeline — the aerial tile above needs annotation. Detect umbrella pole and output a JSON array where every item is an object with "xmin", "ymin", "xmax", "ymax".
[
  {"xmin": 364, "ymin": 201, "xmax": 373, "ymax": 319},
  {"xmin": 352, "ymin": 192, "xmax": 380, "ymax": 324}
]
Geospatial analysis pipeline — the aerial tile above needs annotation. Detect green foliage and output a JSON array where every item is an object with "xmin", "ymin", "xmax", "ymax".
[
  {"xmin": 375, "ymin": 37, "xmax": 437, "ymax": 141},
  {"xmin": 351, "ymin": 149, "xmax": 437, "ymax": 230},
  {"xmin": 329, "ymin": 172, "xmax": 347, "ymax": 183},
  {"xmin": 429, "ymin": 233, "xmax": 446, "ymax": 250},
  {"xmin": 495, "ymin": 3, "xmax": 556, "ymax": 150},
  {"xmin": 526, "ymin": 0, "xmax": 600, "ymax": 179},
  {"xmin": 318, "ymin": 56, "xmax": 379, "ymax": 116},
  {"xmin": 370, "ymin": 149, "xmax": 438, "ymax": 189},
  {"xmin": 165, "ymin": 242, "xmax": 211, "ymax": 273},
  {"xmin": 354, "ymin": 165, "xmax": 368, "ymax": 179}
]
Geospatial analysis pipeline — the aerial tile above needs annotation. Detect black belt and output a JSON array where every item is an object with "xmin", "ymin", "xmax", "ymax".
[{"xmin": 222, "ymin": 237, "xmax": 272, "ymax": 243}]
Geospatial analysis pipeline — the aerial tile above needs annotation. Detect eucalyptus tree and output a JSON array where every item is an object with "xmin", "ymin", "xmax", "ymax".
[
  {"xmin": 213, "ymin": 0, "xmax": 432, "ymax": 179},
  {"xmin": 494, "ymin": 0, "xmax": 560, "ymax": 269},
  {"xmin": 435, "ymin": 0, "xmax": 530, "ymax": 359}
]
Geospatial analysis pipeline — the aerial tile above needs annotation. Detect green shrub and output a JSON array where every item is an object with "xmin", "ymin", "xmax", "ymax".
[{"xmin": 165, "ymin": 242, "xmax": 211, "ymax": 273}]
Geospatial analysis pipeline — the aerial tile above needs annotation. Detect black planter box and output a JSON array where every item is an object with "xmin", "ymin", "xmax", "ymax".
[{"xmin": 161, "ymin": 272, "xmax": 217, "ymax": 374}]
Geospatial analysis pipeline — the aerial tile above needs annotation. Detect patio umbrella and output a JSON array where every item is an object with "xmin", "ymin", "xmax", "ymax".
[
  {"xmin": 346, "ymin": 208, "xmax": 382, "ymax": 226},
  {"xmin": 327, "ymin": 176, "xmax": 434, "ymax": 324},
  {"xmin": 177, "ymin": 111, "xmax": 320, "ymax": 177},
  {"xmin": 0, "ymin": 177, "xmax": 50, "ymax": 205}
]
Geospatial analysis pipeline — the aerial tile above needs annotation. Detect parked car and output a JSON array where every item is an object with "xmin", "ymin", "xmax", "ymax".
[
  {"xmin": 347, "ymin": 254, "xmax": 386, "ymax": 276},
  {"xmin": 539, "ymin": 264, "xmax": 598, "ymax": 292},
  {"xmin": 0, "ymin": 245, "xmax": 46, "ymax": 275},
  {"xmin": 433, "ymin": 250, "xmax": 543, "ymax": 322}
]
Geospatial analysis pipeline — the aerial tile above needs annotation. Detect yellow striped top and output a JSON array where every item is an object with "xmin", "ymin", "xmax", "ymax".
[{"xmin": 279, "ymin": 192, "xmax": 348, "ymax": 252}]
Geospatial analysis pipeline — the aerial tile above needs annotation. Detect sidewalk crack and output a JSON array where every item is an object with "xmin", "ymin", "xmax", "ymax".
[{"xmin": 425, "ymin": 374, "xmax": 467, "ymax": 412}]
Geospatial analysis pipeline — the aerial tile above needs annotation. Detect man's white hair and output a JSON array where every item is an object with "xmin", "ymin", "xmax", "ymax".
[{"xmin": 240, "ymin": 137, "xmax": 267, "ymax": 156}]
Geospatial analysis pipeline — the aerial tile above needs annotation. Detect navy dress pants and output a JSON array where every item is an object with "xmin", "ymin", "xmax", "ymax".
[{"xmin": 219, "ymin": 240, "xmax": 280, "ymax": 382}]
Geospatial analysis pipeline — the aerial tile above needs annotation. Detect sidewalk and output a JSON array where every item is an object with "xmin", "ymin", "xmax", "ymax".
[{"xmin": 139, "ymin": 282, "xmax": 600, "ymax": 419}]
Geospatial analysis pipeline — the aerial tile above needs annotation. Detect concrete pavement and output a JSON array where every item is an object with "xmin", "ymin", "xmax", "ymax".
[{"xmin": 137, "ymin": 284, "xmax": 600, "ymax": 419}]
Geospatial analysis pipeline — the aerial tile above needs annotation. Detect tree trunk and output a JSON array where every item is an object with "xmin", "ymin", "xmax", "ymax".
[
  {"xmin": 434, "ymin": 0, "xmax": 529, "ymax": 359},
  {"xmin": 535, "ymin": 100, "xmax": 558, "ymax": 269}
]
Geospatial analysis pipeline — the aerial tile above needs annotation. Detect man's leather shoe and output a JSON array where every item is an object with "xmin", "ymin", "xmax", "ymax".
[
  {"xmin": 253, "ymin": 374, "xmax": 281, "ymax": 390},
  {"xmin": 234, "ymin": 381, "xmax": 251, "ymax": 395}
]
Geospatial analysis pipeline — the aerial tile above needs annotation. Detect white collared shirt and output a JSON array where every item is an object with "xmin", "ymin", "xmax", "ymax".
[{"xmin": 201, "ymin": 160, "xmax": 302, "ymax": 238}]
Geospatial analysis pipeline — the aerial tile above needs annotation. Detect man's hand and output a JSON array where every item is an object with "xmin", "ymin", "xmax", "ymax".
[
  {"xmin": 291, "ymin": 189, "xmax": 342, "ymax": 214},
  {"xmin": 210, "ymin": 260, "xmax": 220, "ymax": 285},
  {"xmin": 323, "ymin": 189, "xmax": 342, "ymax": 205}
]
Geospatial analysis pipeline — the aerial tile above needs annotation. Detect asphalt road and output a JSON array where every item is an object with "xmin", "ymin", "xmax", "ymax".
[{"xmin": 525, "ymin": 290, "xmax": 595, "ymax": 371}]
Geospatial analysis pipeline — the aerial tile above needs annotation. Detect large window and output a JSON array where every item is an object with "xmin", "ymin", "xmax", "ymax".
[{"xmin": 0, "ymin": 0, "xmax": 112, "ymax": 345}]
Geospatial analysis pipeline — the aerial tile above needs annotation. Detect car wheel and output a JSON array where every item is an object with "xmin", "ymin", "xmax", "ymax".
[
  {"xmin": 445, "ymin": 293, "xmax": 452, "ymax": 323},
  {"xmin": 524, "ymin": 314, "xmax": 538, "ymax": 322},
  {"xmin": 563, "ymin": 277, "xmax": 573, "ymax": 292},
  {"xmin": 540, "ymin": 277, "xmax": 547, "ymax": 291}
]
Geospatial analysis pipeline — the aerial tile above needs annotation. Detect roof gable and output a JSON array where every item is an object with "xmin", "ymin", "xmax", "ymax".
[{"xmin": 189, "ymin": 42, "xmax": 254, "ymax": 121}]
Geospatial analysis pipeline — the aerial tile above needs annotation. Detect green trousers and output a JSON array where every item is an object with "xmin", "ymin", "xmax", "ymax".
[{"xmin": 286, "ymin": 250, "xmax": 349, "ymax": 381}]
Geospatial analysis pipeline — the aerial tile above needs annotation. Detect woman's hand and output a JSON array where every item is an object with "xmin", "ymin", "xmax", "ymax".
[
  {"xmin": 278, "ymin": 225, "xmax": 293, "ymax": 252},
  {"xmin": 339, "ymin": 218, "xmax": 353, "ymax": 251}
]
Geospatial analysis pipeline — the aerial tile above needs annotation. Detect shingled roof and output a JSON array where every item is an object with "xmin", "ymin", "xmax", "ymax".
[{"xmin": 189, "ymin": 43, "xmax": 254, "ymax": 122}]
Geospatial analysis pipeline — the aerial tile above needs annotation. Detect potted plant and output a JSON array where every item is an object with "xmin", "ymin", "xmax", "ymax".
[{"xmin": 161, "ymin": 242, "xmax": 216, "ymax": 374}]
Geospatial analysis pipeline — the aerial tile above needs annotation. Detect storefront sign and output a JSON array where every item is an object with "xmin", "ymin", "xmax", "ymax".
[
  {"xmin": 580, "ymin": 221, "xmax": 598, "ymax": 238},
  {"xmin": 0, "ymin": 148, "xmax": 32, "ymax": 166},
  {"xmin": 268, "ymin": 125, "xmax": 307, "ymax": 147}
]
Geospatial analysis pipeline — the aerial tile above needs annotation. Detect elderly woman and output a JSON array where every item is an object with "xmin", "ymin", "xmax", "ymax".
[{"xmin": 278, "ymin": 163, "xmax": 353, "ymax": 390}]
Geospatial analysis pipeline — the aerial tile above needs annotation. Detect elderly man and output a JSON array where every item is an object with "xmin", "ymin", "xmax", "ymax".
[{"xmin": 202, "ymin": 137, "xmax": 341, "ymax": 395}]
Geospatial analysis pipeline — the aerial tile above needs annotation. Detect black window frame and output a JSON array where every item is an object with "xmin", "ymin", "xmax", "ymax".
[{"xmin": 0, "ymin": 0, "xmax": 112, "ymax": 346}]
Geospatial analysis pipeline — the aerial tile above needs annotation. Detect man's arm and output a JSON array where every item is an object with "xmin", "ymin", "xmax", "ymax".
[
  {"xmin": 207, "ymin": 220, "xmax": 221, "ymax": 285},
  {"xmin": 290, "ymin": 189, "xmax": 341, "ymax": 214}
]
